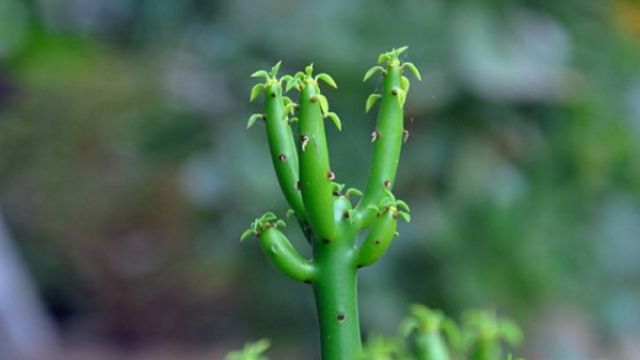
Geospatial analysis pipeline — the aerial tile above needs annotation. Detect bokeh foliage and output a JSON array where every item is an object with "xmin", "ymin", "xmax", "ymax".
[{"xmin": 1, "ymin": 0, "xmax": 640, "ymax": 358}]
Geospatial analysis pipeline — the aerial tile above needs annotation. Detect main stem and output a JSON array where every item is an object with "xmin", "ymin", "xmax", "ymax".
[{"xmin": 312, "ymin": 238, "xmax": 361, "ymax": 360}]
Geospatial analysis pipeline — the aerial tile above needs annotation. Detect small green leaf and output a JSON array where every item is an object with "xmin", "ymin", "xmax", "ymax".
[
  {"xmin": 402, "ymin": 62, "xmax": 422, "ymax": 81},
  {"xmin": 326, "ymin": 112, "xmax": 342, "ymax": 131},
  {"xmin": 240, "ymin": 229, "xmax": 255, "ymax": 242},
  {"xmin": 367, "ymin": 205, "xmax": 380, "ymax": 212},
  {"xmin": 250, "ymin": 83, "xmax": 265, "ymax": 102},
  {"xmin": 401, "ymin": 76, "xmax": 410, "ymax": 93},
  {"xmin": 363, "ymin": 65, "xmax": 384, "ymax": 82},
  {"xmin": 250, "ymin": 70, "xmax": 270, "ymax": 79},
  {"xmin": 396, "ymin": 200, "xmax": 410, "ymax": 212},
  {"xmin": 365, "ymin": 93, "xmax": 382, "ymax": 113},
  {"xmin": 316, "ymin": 73, "xmax": 338, "ymax": 89},
  {"xmin": 285, "ymin": 77, "xmax": 299, "ymax": 92},
  {"xmin": 318, "ymin": 94, "xmax": 329, "ymax": 114},
  {"xmin": 275, "ymin": 219, "xmax": 286, "ymax": 228},
  {"xmin": 394, "ymin": 87, "xmax": 406, "ymax": 107},
  {"xmin": 346, "ymin": 188, "xmax": 363, "ymax": 198},
  {"xmin": 395, "ymin": 46, "xmax": 409, "ymax": 55},
  {"xmin": 280, "ymin": 75, "xmax": 292, "ymax": 87},
  {"xmin": 271, "ymin": 61, "xmax": 282, "ymax": 76},
  {"xmin": 378, "ymin": 53, "xmax": 389, "ymax": 64},
  {"xmin": 246, "ymin": 113, "xmax": 263, "ymax": 129},
  {"xmin": 289, "ymin": 117, "xmax": 298, "ymax": 124},
  {"xmin": 284, "ymin": 103, "xmax": 296, "ymax": 115},
  {"xmin": 285, "ymin": 209, "xmax": 295, "ymax": 218},
  {"xmin": 399, "ymin": 212, "xmax": 411, "ymax": 223},
  {"xmin": 261, "ymin": 212, "xmax": 277, "ymax": 221},
  {"xmin": 305, "ymin": 63, "xmax": 314, "ymax": 75}
]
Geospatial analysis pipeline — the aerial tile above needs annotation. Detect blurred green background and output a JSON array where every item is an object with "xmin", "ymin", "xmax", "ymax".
[{"xmin": 1, "ymin": 0, "xmax": 639, "ymax": 359}]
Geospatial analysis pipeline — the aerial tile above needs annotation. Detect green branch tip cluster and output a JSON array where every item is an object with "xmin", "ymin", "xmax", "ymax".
[
  {"xmin": 242, "ymin": 47, "xmax": 422, "ymax": 360},
  {"xmin": 240, "ymin": 212, "xmax": 286, "ymax": 241}
]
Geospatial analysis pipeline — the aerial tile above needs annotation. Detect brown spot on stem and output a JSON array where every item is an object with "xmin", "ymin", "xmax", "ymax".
[
  {"xmin": 322, "ymin": 238, "xmax": 331, "ymax": 244},
  {"xmin": 310, "ymin": 95, "xmax": 318, "ymax": 103},
  {"xmin": 271, "ymin": 92, "xmax": 276, "ymax": 98},
  {"xmin": 391, "ymin": 88, "xmax": 398, "ymax": 96},
  {"xmin": 295, "ymin": 181, "xmax": 301, "ymax": 190},
  {"xmin": 375, "ymin": 240, "xmax": 381, "ymax": 245},
  {"xmin": 327, "ymin": 171, "xmax": 335, "ymax": 180},
  {"xmin": 336, "ymin": 313, "xmax": 346, "ymax": 322},
  {"xmin": 278, "ymin": 154, "xmax": 287, "ymax": 162},
  {"xmin": 343, "ymin": 211, "xmax": 350, "ymax": 219},
  {"xmin": 383, "ymin": 180, "xmax": 392, "ymax": 188}
]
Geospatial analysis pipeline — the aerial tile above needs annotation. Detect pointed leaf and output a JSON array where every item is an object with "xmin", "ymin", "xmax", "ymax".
[
  {"xmin": 399, "ymin": 212, "xmax": 411, "ymax": 223},
  {"xmin": 275, "ymin": 219, "xmax": 286, "ymax": 228},
  {"xmin": 326, "ymin": 112, "xmax": 342, "ymax": 131},
  {"xmin": 280, "ymin": 75, "xmax": 292, "ymax": 87},
  {"xmin": 250, "ymin": 83, "xmax": 265, "ymax": 102},
  {"xmin": 365, "ymin": 93, "xmax": 382, "ymax": 113},
  {"xmin": 246, "ymin": 113, "xmax": 263, "ymax": 129},
  {"xmin": 316, "ymin": 73, "xmax": 338, "ymax": 88},
  {"xmin": 285, "ymin": 77, "xmax": 299, "ymax": 92},
  {"xmin": 285, "ymin": 209, "xmax": 295, "ymax": 218},
  {"xmin": 394, "ymin": 87, "xmax": 406, "ymax": 107},
  {"xmin": 363, "ymin": 65, "xmax": 384, "ymax": 82},
  {"xmin": 250, "ymin": 70, "xmax": 270, "ymax": 79},
  {"xmin": 346, "ymin": 188, "xmax": 363, "ymax": 198},
  {"xmin": 367, "ymin": 205, "xmax": 380, "ymax": 212},
  {"xmin": 261, "ymin": 212, "xmax": 277, "ymax": 221},
  {"xmin": 402, "ymin": 62, "xmax": 422, "ymax": 80},
  {"xmin": 305, "ymin": 63, "xmax": 314, "ymax": 75},
  {"xmin": 240, "ymin": 229, "xmax": 255, "ymax": 242},
  {"xmin": 396, "ymin": 46, "xmax": 409, "ymax": 55},
  {"xmin": 401, "ymin": 76, "xmax": 410, "ymax": 93},
  {"xmin": 271, "ymin": 61, "xmax": 282, "ymax": 76},
  {"xmin": 318, "ymin": 95, "xmax": 329, "ymax": 114},
  {"xmin": 384, "ymin": 189, "xmax": 396, "ymax": 202},
  {"xmin": 378, "ymin": 53, "xmax": 389, "ymax": 64},
  {"xmin": 284, "ymin": 103, "xmax": 296, "ymax": 116},
  {"xmin": 396, "ymin": 200, "xmax": 410, "ymax": 212}
]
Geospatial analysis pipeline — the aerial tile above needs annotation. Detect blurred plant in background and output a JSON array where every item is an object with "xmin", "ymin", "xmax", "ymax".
[{"xmin": 0, "ymin": 0, "xmax": 639, "ymax": 359}]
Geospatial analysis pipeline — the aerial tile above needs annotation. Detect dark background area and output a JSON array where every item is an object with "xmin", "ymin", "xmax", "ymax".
[{"xmin": 0, "ymin": 0, "xmax": 639, "ymax": 359}]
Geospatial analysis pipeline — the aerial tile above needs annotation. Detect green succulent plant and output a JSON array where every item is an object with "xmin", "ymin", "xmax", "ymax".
[{"xmin": 241, "ymin": 46, "xmax": 420, "ymax": 360}]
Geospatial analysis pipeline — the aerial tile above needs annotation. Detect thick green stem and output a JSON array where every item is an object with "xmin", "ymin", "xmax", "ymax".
[
  {"xmin": 264, "ymin": 84, "xmax": 307, "ymax": 220},
  {"xmin": 258, "ymin": 227, "xmax": 315, "ymax": 282},
  {"xmin": 312, "ymin": 238, "xmax": 361, "ymax": 360},
  {"xmin": 298, "ymin": 84, "xmax": 336, "ymax": 241},
  {"xmin": 355, "ymin": 65, "xmax": 404, "ymax": 230}
]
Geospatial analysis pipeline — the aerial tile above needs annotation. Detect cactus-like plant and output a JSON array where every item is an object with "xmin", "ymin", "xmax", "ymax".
[{"xmin": 242, "ymin": 46, "xmax": 419, "ymax": 359}]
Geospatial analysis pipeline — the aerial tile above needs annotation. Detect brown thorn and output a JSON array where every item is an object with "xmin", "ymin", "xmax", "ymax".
[
  {"xmin": 327, "ymin": 171, "xmax": 335, "ymax": 180},
  {"xmin": 383, "ymin": 180, "xmax": 392, "ymax": 188},
  {"xmin": 371, "ymin": 131, "xmax": 379, "ymax": 143},
  {"xmin": 403, "ymin": 129, "xmax": 409, "ymax": 143}
]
